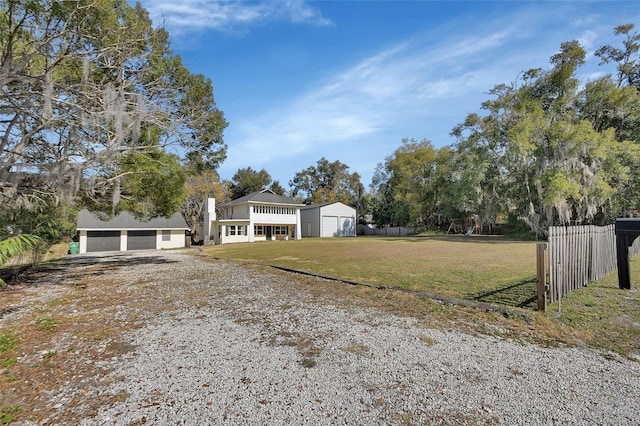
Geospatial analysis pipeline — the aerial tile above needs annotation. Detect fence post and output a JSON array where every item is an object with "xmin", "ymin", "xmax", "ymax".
[{"xmin": 536, "ymin": 242, "xmax": 548, "ymax": 312}]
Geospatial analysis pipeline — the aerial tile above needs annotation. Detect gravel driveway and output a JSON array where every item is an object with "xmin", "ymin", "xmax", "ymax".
[{"xmin": 4, "ymin": 249, "xmax": 639, "ymax": 425}]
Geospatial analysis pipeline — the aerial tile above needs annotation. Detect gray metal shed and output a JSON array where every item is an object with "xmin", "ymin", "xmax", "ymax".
[{"xmin": 300, "ymin": 202, "xmax": 356, "ymax": 238}]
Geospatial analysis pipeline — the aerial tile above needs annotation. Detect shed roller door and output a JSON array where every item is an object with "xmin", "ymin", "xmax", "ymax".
[
  {"xmin": 339, "ymin": 217, "xmax": 355, "ymax": 236},
  {"xmin": 127, "ymin": 230, "xmax": 157, "ymax": 250},
  {"xmin": 86, "ymin": 231, "xmax": 121, "ymax": 252},
  {"xmin": 321, "ymin": 216, "xmax": 338, "ymax": 237}
]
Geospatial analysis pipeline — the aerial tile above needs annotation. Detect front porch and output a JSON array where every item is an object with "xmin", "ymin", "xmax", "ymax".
[
  {"xmin": 253, "ymin": 224, "xmax": 294, "ymax": 242},
  {"xmin": 212, "ymin": 221, "xmax": 298, "ymax": 245}
]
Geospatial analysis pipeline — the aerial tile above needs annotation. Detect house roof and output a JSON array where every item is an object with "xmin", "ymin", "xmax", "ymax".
[
  {"xmin": 300, "ymin": 201, "xmax": 355, "ymax": 210},
  {"xmin": 224, "ymin": 189, "xmax": 304, "ymax": 206},
  {"xmin": 77, "ymin": 209, "xmax": 189, "ymax": 230}
]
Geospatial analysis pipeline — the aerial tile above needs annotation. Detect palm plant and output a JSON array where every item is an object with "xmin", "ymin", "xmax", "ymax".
[{"xmin": 0, "ymin": 234, "xmax": 42, "ymax": 285}]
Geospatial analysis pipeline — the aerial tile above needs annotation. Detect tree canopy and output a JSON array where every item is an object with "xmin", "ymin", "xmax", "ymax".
[
  {"xmin": 0, "ymin": 0, "xmax": 227, "ymax": 262},
  {"xmin": 0, "ymin": 0, "xmax": 227, "ymax": 221},
  {"xmin": 370, "ymin": 24, "xmax": 640, "ymax": 237},
  {"xmin": 289, "ymin": 157, "xmax": 363, "ymax": 206},
  {"xmin": 230, "ymin": 167, "xmax": 273, "ymax": 199}
]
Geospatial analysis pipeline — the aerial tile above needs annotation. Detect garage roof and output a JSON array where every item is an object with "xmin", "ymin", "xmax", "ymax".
[
  {"xmin": 77, "ymin": 209, "xmax": 189, "ymax": 230},
  {"xmin": 300, "ymin": 201, "xmax": 355, "ymax": 210}
]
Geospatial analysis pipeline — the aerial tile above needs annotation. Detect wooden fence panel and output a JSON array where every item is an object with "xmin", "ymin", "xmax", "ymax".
[
  {"xmin": 547, "ymin": 224, "xmax": 638, "ymax": 304},
  {"xmin": 631, "ymin": 235, "xmax": 640, "ymax": 257}
]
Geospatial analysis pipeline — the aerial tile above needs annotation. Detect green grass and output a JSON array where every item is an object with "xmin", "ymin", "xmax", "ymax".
[
  {"xmin": 0, "ymin": 358, "xmax": 16, "ymax": 369},
  {"xmin": 0, "ymin": 406, "xmax": 21, "ymax": 425},
  {"xmin": 546, "ymin": 258, "xmax": 640, "ymax": 358},
  {"xmin": 202, "ymin": 235, "xmax": 537, "ymax": 304},
  {"xmin": 0, "ymin": 333, "xmax": 17, "ymax": 354},
  {"xmin": 34, "ymin": 317, "xmax": 57, "ymax": 332},
  {"xmin": 0, "ymin": 332, "xmax": 18, "ymax": 388}
]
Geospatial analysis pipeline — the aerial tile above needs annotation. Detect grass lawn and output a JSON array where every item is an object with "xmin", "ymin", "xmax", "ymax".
[
  {"xmin": 200, "ymin": 235, "xmax": 538, "ymax": 307},
  {"xmin": 199, "ymin": 235, "xmax": 640, "ymax": 358},
  {"xmin": 547, "ymin": 259, "xmax": 640, "ymax": 358}
]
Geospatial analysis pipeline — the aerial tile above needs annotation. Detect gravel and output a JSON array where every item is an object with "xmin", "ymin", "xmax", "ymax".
[{"xmin": 10, "ymin": 250, "xmax": 640, "ymax": 425}]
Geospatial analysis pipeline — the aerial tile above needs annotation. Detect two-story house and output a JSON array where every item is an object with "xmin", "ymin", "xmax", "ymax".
[{"xmin": 204, "ymin": 189, "xmax": 305, "ymax": 245}]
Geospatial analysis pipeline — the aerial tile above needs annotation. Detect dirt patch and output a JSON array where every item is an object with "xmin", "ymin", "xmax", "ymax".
[{"xmin": 0, "ymin": 252, "xmax": 186, "ymax": 424}]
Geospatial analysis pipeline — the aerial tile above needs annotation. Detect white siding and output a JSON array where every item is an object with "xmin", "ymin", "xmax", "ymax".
[
  {"xmin": 252, "ymin": 213, "xmax": 298, "ymax": 225},
  {"xmin": 251, "ymin": 204, "xmax": 298, "ymax": 225},
  {"xmin": 215, "ymin": 222, "xmax": 251, "ymax": 245},
  {"xmin": 221, "ymin": 235, "xmax": 250, "ymax": 244},
  {"xmin": 224, "ymin": 204, "xmax": 250, "ymax": 220},
  {"xmin": 157, "ymin": 230, "xmax": 186, "ymax": 249}
]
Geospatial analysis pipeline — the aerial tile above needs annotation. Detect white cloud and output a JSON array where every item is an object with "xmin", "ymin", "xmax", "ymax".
[
  {"xmin": 139, "ymin": 0, "xmax": 332, "ymax": 34},
  {"xmin": 223, "ymin": 27, "xmax": 527, "ymax": 172},
  {"xmin": 280, "ymin": 0, "xmax": 333, "ymax": 26},
  {"xmin": 578, "ymin": 30, "xmax": 599, "ymax": 50}
]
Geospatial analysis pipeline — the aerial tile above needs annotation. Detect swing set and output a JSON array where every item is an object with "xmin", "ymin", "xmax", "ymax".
[{"xmin": 446, "ymin": 214, "xmax": 480, "ymax": 235}]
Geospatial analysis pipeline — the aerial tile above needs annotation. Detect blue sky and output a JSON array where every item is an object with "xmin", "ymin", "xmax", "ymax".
[{"xmin": 136, "ymin": 1, "xmax": 639, "ymax": 190}]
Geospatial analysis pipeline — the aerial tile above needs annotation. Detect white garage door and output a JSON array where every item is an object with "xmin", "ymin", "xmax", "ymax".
[{"xmin": 321, "ymin": 216, "xmax": 338, "ymax": 237}]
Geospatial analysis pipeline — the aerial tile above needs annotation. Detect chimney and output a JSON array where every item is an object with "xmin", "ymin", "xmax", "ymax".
[
  {"xmin": 203, "ymin": 198, "xmax": 216, "ymax": 244},
  {"xmin": 207, "ymin": 198, "xmax": 216, "ymax": 221}
]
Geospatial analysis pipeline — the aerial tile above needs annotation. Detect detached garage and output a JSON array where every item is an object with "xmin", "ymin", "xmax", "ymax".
[
  {"xmin": 300, "ymin": 202, "xmax": 356, "ymax": 238},
  {"xmin": 76, "ymin": 209, "xmax": 189, "ymax": 253}
]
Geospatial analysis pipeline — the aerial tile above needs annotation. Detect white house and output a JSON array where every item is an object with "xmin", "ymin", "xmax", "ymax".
[
  {"xmin": 300, "ymin": 201, "xmax": 357, "ymax": 237},
  {"xmin": 205, "ymin": 189, "xmax": 305, "ymax": 245},
  {"xmin": 76, "ymin": 209, "xmax": 189, "ymax": 253}
]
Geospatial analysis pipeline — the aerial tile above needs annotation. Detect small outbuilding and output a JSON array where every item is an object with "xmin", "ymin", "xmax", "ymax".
[
  {"xmin": 300, "ymin": 201, "xmax": 356, "ymax": 238},
  {"xmin": 76, "ymin": 209, "xmax": 189, "ymax": 253}
]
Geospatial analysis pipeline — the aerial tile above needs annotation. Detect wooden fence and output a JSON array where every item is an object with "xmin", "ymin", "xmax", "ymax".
[
  {"xmin": 545, "ymin": 225, "xmax": 640, "ymax": 305},
  {"xmin": 358, "ymin": 225, "xmax": 418, "ymax": 236}
]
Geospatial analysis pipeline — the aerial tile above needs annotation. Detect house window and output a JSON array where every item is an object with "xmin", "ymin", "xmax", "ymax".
[
  {"xmin": 274, "ymin": 226, "xmax": 289, "ymax": 235},
  {"xmin": 227, "ymin": 225, "xmax": 246, "ymax": 236},
  {"xmin": 162, "ymin": 230, "xmax": 171, "ymax": 241},
  {"xmin": 255, "ymin": 226, "xmax": 264, "ymax": 235}
]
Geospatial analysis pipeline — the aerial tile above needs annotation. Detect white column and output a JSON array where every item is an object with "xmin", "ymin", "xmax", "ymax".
[
  {"xmin": 79, "ymin": 231, "xmax": 87, "ymax": 253},
  {"xmin": 295, "ymin": 208, "xmax": 302, "ymax": 240},
  {"xmin": 120, "ymin": 231, "xmax": 127, "ymax": 251}
]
